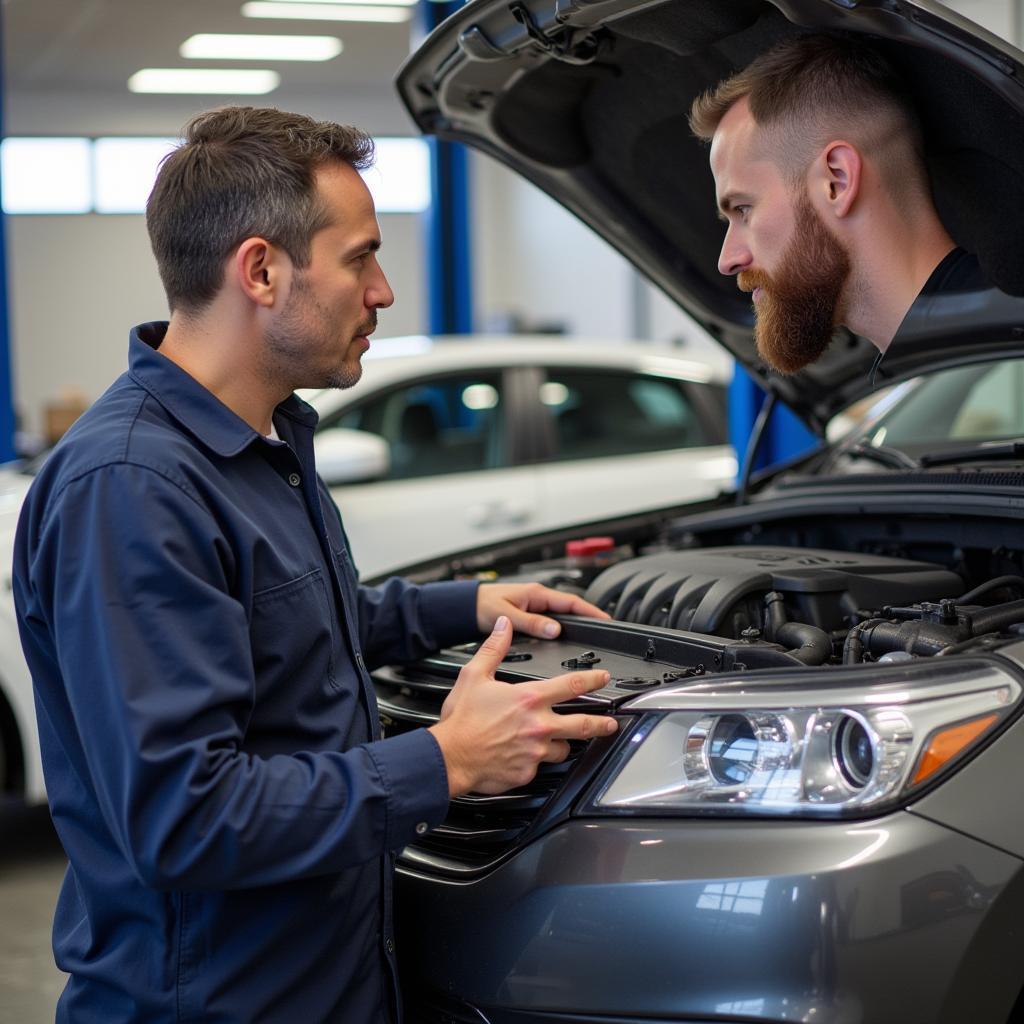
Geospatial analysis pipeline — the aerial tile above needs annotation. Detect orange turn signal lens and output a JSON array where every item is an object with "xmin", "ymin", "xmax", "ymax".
[{"xmin": 911, "ymin": 714, "xmax": 998, "ymax": 786}]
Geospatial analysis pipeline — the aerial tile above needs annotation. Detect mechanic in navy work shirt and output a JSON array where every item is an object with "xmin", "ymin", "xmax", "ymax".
[
  {"xmin": 12, "ymin": 107, "xmax": 618, "ymax": 1023},
  {"xmin": 688, "ymin": 33, "xmax": 993, "ymax": 377}
]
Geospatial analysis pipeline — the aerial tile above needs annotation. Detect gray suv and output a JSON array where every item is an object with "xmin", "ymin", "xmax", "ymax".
[{"xmin": 371, "ymin": 1, "xmax": 1024, "ymax": 1020}]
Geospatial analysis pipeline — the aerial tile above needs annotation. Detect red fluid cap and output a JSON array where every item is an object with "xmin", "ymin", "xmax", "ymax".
[{"xmin": 565, "ymin": 536, "xmax": 615, "ymax": 558}]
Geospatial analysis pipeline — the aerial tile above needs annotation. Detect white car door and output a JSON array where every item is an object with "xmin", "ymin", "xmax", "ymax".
[
  {"xmin": 532, "ymin": 367, "xmax": 736, "ymax": 532},
  {"xmin": 318, "ymin": 370, "xmax": 543, "ymax": 578}
]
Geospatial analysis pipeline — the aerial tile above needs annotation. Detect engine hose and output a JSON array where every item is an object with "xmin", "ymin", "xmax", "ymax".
[
  {"xmin": 859, "ymin": 619, "xmax": 962, "ymax": 658},
  {"xmin": 761, "ymin": 591, "xmax": 831, "ymax": 664},
  {"xmin": 843, "ymin": 618, "xmax": 889, "ymax": 665},
  {"xmin": 763, "ymin": 591, "xmax": 786, "ymax": 642},
  {"xmin": 968, "ymin": 599, "xmax": 1024, "ymax": 636},
  {"xmin": 957, "ymin": 575, "xmax": 1024, "ymax": 604},
  {"xmin": 776, "ymin": 621, "xmax": 832, "ymax": 665}
]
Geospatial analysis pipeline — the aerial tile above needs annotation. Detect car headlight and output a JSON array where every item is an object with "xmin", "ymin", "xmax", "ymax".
[{"xmin": 586, "ymin": 658, "xmax": 1021, "ymax": 818}]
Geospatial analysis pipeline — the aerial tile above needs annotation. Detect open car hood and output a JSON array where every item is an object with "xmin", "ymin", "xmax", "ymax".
[{"xmin": 397, "ymin": 0, "xmax": 1024, "ymax": 432}]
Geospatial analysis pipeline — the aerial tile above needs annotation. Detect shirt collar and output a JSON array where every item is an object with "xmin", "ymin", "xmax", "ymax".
[
  {"xmin": 128, "ymin": 321, "xmax": 319, "ymax": 457},
  {"xmin": 868, "ymin": 247, "xmax": 979, "ymax": 387}
]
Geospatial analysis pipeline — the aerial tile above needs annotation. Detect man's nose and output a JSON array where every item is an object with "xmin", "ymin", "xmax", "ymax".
[
  {"xmin": 368, "ymin": 264, "xmax": 395, "ymax": 310},
  {"xmin": 718, "ymin": 229, "xmax": 752, "ymax": 277}
]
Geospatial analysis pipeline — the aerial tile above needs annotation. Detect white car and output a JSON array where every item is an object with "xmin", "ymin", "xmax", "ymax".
[
  {"xmin": 0, "ymin": 333, "xmax": 735, "ymax": 804},
  {"xmin": 309, "ymin": 334, "xmax": 736, "ymax": 577}
]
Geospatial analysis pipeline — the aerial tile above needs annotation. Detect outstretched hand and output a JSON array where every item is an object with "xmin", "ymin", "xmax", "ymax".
[
  {"xmin": 476, "ymin": 581, "xmax": 610, "ymax": 639},
  {"xmin": 429, "ymin": 615, "xmax": 618, "ymax": 797}
]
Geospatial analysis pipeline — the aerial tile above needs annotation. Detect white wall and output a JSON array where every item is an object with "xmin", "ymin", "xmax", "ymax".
[
  {"xmin": 941, "ymin": 0, "xmax": 1021, "ymax": 43},
  {"xmin": 468, "ymin": 153, "xmax": 732, "ymax": 372}
]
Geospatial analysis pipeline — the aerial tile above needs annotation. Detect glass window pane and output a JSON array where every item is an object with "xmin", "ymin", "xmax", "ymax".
[
  {"xmin": 865, "ymin": 360, "xmax": 1024, "ymax": 449},
  {"xmin": 338, "ymin": 374, "xmax": 504, "ymax": 479},
  {"xmin": 94, "ymin": 137, "xmax": 179, "ymax": 213},
  {"xmin": 546, "ymin": 370, "xmax": 704, "ymax": 461},
  {"xmin": 948, "ymin": 361, "xmax": 1024, "ymax": 438},
  {"xmin": 1, "ymin": 138, "xmax": 92, "ymax": 214},
  {"xmin": 360, "ymin": 137, "xmax": 430, "ymax": 213}
]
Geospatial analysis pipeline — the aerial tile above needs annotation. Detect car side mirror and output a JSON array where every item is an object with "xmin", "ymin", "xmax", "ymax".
[{"xmin": 314, "ymin": 428, "xmax": 390, "ymax": 485}]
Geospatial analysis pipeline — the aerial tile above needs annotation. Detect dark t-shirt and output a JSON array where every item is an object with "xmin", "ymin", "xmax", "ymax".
[{"xmin": 869, "ymin": 247, "xmax": 989, "ymax": 386}]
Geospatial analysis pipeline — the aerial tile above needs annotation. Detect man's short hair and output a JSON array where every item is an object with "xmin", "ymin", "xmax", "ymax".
[
  {"xmin": 146, "ymin": 106, "xmax": 374, "ymax": 314},
  {"xmin": 689, "ymin": 34, "xmax": 927, "ymax": 197}
]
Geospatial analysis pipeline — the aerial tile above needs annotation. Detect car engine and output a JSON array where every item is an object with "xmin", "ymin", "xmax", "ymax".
[{"xmin": 372, "ymin": 523, "xmax": 1024, "ymax": 877}]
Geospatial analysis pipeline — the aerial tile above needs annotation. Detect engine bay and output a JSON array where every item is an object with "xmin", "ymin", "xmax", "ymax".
[{"xmin": 374, "ymin": 504, "xmax": 1024, "ymax": 874}]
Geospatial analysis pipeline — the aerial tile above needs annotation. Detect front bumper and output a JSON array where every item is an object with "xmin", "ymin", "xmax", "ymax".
[{"xmin": 396, "ymin": 811, "xmax": 1024, "ymax": 1024}]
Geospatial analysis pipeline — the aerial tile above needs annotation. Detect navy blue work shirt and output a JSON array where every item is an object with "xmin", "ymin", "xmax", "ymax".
[{"xmin": 13, "ymin": 322, "xmax": 479, "ymax": 1023}]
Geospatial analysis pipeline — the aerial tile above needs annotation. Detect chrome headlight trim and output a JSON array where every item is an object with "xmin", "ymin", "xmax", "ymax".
[{"xmin": 586, "ymin": 658, "xmax": 1022, "ymax": 818}]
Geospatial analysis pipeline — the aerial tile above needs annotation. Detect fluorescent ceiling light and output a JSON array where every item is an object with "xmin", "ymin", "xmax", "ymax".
[
  {"xmin": 180, "ymin": 33, "xmax": 343, "ymax": 61},
  {"xmin": 261, "ymin": 0, "xmax": 416, "ymax": 6},
  {"xmin": 128, "ymin": 69, "xmax": 281, "ymax": 94},
  {"xmin": 242, "ymin": 3, "xmax": 412, "ymax": 23}
]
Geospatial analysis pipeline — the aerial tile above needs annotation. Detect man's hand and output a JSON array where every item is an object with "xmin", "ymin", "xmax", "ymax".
[
  {"xmin": 476, "ymin": 581, "xmax": 610, "ymax": 639},
  {"xmin": 428, "ymin": 616, "xmax": 618, "ymax": 797}
]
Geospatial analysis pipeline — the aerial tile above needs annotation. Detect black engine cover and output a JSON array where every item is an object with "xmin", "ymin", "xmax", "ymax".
[{"xmin": 584, "ymin": 546, "xmax": 965, "ymax": 636}]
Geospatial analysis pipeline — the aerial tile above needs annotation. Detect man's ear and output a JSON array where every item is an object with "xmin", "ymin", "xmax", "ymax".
[
  {"xmin": 234, "ymin": 237, "xmax": 290, "ymax": 308},
  {"xmin": 816, "ymin": 141, "xmax": 862, "ymax": 220}
]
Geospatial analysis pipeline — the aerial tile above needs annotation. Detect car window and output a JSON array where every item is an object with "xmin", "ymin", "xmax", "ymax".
[
  {"xmin": 948, "ymin": 361, "xmax": 1024, "ymax": 438},
  {"xmin": 336, "ymin": 373, "xmax": 504, "ymax": 479},
  {"xmin": 858, "ymin": 360, "xmax": 1024, "ymax": 448},
  {"xmin": 542, "ymin": 369, "xmax": 708, "ymax": 461}
]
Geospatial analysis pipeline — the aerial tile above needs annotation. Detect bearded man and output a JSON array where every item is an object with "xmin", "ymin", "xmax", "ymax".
[{"xmin": 689, "ymin": 33, "xmax": 987, "ymax": 380}]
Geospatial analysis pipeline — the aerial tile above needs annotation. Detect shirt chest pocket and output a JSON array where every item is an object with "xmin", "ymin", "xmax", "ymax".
[{"xmin": 250, "ymin": 568, "xmax": 340, "ymax": 697}]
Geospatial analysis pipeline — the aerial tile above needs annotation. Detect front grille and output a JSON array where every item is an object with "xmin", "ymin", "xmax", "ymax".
[{"xmin": 373, "ymin": 664, "xmax": 609, "ymax": 878}]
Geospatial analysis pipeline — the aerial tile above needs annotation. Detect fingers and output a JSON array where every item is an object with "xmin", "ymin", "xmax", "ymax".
[
  {"xmin": 463, "ymin": 615, "xmax": 513, "ymax": 677},
  {"xmin": 526, "ymin": 668, "xmax": 612, "ymax": 706},
  {"xmin": 548, "ymin": 711, "xmax": 619, "ymax": 741},
  {"xmin": 476, "ymin": 582, "xmax": 612, "ymax": 638},
  {"xmin": 527, "ymin": 589, "xmax": 611, "ymax": 622},
  {"xmin": 541, "ymin": 739, "xmax": 572, "ymax": 763},
  {"xmin": 510, "ymin": 610, "xmax": 562, "ymax": 640}
]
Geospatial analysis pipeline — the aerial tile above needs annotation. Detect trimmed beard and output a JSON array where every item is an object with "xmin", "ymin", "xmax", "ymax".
[
  {"xmin": 264, "ymin": 273, "xmax": 376, "ymax": 391},
  {"xmin": 738, "ymin": 192, "xmax": 851, "ymax": 375}
]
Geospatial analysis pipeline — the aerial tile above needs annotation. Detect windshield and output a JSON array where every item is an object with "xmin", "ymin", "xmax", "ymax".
[{"xmin": 849, "ymin": 359, "xmax": 1024, "ymax": 455}]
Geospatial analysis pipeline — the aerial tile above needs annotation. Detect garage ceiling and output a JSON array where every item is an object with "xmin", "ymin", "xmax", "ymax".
[{"xmin": 2, "ymin": 0, "xmax": 428, "ymax": 134}]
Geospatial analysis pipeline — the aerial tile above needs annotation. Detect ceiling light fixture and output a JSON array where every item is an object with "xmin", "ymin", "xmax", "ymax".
[
  {"xmin": 180, "ymin": 33, "xmax": 343, "ymax": 61},
  {"xmin": 257, "ymin": 0, "xmax": 417, "ymax": 6},
  {"xmin": 128, "ymin": 69, "xmax": 282, "ymax": 95},
  {"xmin": 241, "ymin": 2, "xmax": 412, "ymax": 24}
]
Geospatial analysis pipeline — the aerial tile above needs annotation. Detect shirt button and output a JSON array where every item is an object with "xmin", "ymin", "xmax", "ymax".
[
  {"xmin": 355, "ymin": 652, "xmax": 365, "ymax": 672},
  {"xmin": 288, "ymin": 472, "xmax": 301, "ymax": 487},
  {"xmin": 385, "ymin": 938, "xmax": 395, "ymax": 955},
  {"xmin": 415, "ymin": 822, "xmax": 428, "ymax": 836}
]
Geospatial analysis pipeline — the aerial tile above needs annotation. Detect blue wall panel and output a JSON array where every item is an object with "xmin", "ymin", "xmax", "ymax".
[
  {"xmin": 0, "ymin": 3, "xmax": 17, "ymax": 462},
  {"xmin": 729, "ymin": 366, "xmax": 816, "ymax": 475},
  {"xmin": 421, "ymin": 0, "xmax": 474, "ymax": 336}
]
